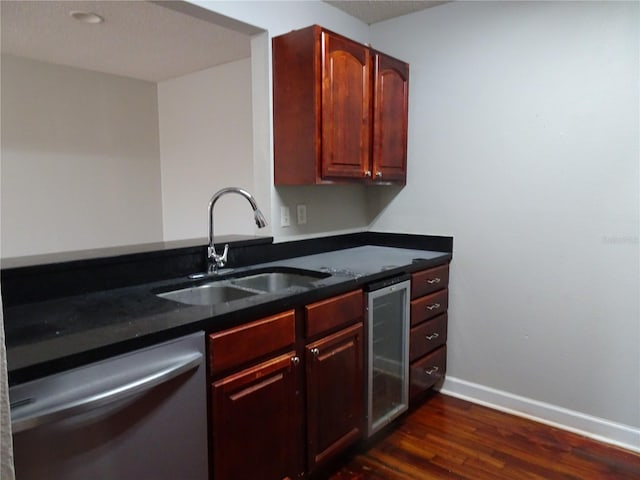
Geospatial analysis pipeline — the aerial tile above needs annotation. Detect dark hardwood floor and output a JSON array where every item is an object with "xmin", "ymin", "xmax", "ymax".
[{"xmin": 330, "ymin": 393, "xmax": 640, "ymax": 480}]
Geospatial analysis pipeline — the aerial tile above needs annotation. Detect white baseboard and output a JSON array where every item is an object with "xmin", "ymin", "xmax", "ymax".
[{"xmin": 439, "ymin": 376, "xmax": 640, "ymax": 454}]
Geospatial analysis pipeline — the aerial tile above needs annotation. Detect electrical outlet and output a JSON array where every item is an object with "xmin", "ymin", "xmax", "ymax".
[
  {"xmin": 280, "ymin": 206, "xmax": 290, "ymax": 227},
  {"xmin": 297, "ymin": 204, "xmax": 307, "ymax": 225}
]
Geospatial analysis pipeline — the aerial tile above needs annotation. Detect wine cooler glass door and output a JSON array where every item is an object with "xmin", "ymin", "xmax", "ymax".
[{"xmin": 367, "ymin": 279, "xmax": 410, "ymax": 437}]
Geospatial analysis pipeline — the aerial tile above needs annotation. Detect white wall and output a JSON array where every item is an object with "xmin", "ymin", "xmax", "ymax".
[
  {"xmin": 191, "ymin": 0, "xmax": 372, "ymax": 241},
  {"xmin": 370, "ymin": 0, "xmax": 639, "ymax": 446},
  {"xmin": 158, "ymin": 59, "xmax": 255, "ymax": 241},
  {"xmin": 0, "ymin": 55, "xmax": 163, "ymax": 257}
]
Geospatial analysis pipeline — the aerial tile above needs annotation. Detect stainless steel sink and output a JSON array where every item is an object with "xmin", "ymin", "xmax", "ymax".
[
  {"xmin": 157, "ymin": 284, "xmax": 259, "ymax": 306},
  {"xmin": 229, "ymin": 272, "xmax": 321, "ymax": 293},
  {"xmin": 156, "ymin": 268, "xmax": 330, "ymax": 306}
]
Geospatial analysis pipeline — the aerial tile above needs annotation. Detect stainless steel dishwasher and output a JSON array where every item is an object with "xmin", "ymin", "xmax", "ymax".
[
  {"xmin": 365, "ymin": 274, "xmax": 411, "ymax": 437},
  {"xmin": 9, "ymin": 331, "xmax": 208, "ymax": 480}
]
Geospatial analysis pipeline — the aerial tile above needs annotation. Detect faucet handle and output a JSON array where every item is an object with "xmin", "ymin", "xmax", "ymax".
[
  {"xmin": 208, "ymin": 243, "xmax": 229, "ymax": 270},
  {"xmin": 217, "ymin": 244, "xmax": 229, "ymax": 267}
]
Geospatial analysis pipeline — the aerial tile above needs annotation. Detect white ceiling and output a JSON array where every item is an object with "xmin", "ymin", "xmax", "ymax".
[
  {"xmin": 0, "ymin": 0, "xmax": 256, "ymax": 82},
  {"xmin": 0, "ymin": 0, "xmax": 448, "ymax": 83},
  {"xmin": 325, "ymin": 0, "xmax": 449, "ymax": 24}
]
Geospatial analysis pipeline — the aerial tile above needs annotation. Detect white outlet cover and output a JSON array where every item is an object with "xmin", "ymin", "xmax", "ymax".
[
  {"xmin": 297, "ymin": 204, "xmax": 307, "ymax": 225},
  {"xmin": 280, "ymin": 206, "xmax": 290, "ymax": 227}
]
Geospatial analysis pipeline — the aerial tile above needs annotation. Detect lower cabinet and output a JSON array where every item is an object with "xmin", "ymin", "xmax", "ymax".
[
  {"xmin": 409, "ymin": 264, "xmax": 450, "ymax": 403},
  {"xmin": 409, "ymin": 345, "xmax": 447, "ymax": 400},
  {"xmin": 211, "ymin": 352, "xmax": 302, "ymax": 480},
  {"xmin": 207, "ymin": 290, "xmax": 364, "ymax": 480},
  {"xmin": 206, "ymin": 261, "xmax": 451, "ymax": 479},
  {"xmin": 305, "ymin": 322, "xmax": 364, "ymax": 472}
]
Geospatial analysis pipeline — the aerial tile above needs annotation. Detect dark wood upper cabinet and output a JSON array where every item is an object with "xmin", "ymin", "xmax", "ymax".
[
  {"xmin": 321, "ymin": 32, "xmax": 371, "ymax": 180},
  {"xmin": 372, "ymin": 52, "xmax": 409, "ymax": 182},
  {"xmin": 273, "ymin": 25, "xmax": 409, "ymax": 185}
]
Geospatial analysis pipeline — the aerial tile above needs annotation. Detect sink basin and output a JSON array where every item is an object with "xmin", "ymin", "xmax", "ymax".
[
  {"xmin": 230, "ymin": 272, "xmax": 322, "ymax": 293},
  {"xmin": 156, "ymin": 267, "xmax": 331, "ymax": 306},
  {"xmin": 157, "ymin": 284, "xmax": 259, "ymax": 306}
]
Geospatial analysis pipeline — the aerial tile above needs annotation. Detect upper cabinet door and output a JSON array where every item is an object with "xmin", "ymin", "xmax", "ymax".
[
  {"xmin": 321, "ymin": 32, "xmax": 371, "ymax": 180},
  {"xmin": 372, "ymin": 52, "xmax": 409, "ymax": 184}
]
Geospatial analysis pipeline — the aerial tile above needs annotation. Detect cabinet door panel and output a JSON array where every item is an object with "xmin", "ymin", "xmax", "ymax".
[
  {"xmin": 372, "ymin": 53, "xmax": 409, "ymax": 183},
  {"xmin": 306, "ymin": 322, "xmax": 364, "ymax": 471},
  {"xmin": 321, "ymin": 32, "xmax": 371, "ymax": 179},
  {"xmin": 212, "ymin": 351, "xmax": 302, "ymax": 480}
]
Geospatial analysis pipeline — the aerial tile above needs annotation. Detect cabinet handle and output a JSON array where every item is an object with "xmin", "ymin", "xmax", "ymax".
[
  {"xmin": 364, "ymin": 170, "xmax": 372, "ymax": 177},
  {"xmin": 291, "ymin": 356, "xmax": 300, "ymax": 366},
  {"xmin": 310, "ymin": 348, "xmax": 320, "ymax": 357},
  {"xmin": 425, "ymin": 366, "xmax": 439, "ymax": 375},
  {"xmin": 375, "ymin": 171, "xmax": 383, "ymax": 178},
  {"xmin": 426, "ymin": 303, "xmax": 441, "ymax": 311},
  {"xmin": 425, "ymin": 333, "xmax": 439, "ymax": 341},
  {"xmin": 427, "ymin": 277, "xmax": 441, "ymax": 285}
]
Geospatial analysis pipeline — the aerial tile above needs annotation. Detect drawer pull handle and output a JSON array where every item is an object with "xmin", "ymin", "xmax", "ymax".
[
  {"xmin": 425, "ymin": 366, "xmax": 439, "ymax": 375},
  {"xmin": 427, "ymin": 278, "xmax": 441, "ymax": 285},
  {"xmin": 426, "ymin": 303, "xmax": 441, "ymax": 311},
  {"xmin": 310, "ymin": 348, "xmax": 320, "ymax": 357},
  {"xmin": 426, "ymin": 333, "xmax": 439, "ymax": 340},
  {"xmin": 291, "ymin": 356, "xmax": 300, "ymax": 366}
]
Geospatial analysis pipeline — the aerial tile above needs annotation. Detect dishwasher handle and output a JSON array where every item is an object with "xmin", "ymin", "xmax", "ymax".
[{"xmin": 11, "ymin": 351, "xmax": 202, "ymax": 433}]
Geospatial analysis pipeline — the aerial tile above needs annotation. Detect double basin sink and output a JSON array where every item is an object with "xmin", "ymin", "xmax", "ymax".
[{"xmin": 156, "ymin": 268, "xmax": 330, "ymax": 306}]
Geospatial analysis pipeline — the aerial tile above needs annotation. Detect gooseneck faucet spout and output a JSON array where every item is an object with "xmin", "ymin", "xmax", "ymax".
[{"xmin": 208, "ymin": 187, "xmax": 267, "ymax": 274}]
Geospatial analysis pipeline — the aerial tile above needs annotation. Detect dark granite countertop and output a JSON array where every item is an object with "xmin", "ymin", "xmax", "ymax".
[
  {"xmin": 0, "ymin": 235, "xmax": 272, "ymax": 270},
  {"xmin": 4, "ymin": 235, "xmax": 452, "ymax": 385}
]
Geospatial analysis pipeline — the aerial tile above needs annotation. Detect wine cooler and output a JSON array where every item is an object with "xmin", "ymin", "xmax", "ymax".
[{"xmin": 365, "ymin": 274, "xmax": 410, "ymax": 437}]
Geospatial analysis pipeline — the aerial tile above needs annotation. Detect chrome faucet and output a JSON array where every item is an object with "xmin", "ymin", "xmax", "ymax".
[{"xmin": 207, "ymin": 187, "xmax": 267, "ymax": 274}]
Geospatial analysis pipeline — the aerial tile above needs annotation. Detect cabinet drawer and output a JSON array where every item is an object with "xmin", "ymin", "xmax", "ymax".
[
  {"xmin": 411, "ymin": 264, "xmax": 449, "ymax": 299},
  {"xmin": 410, "ymin": 289, "xmax": 448, "ymax": 326},
  {"xmin": 305, "ymin": 289, "xmax": 363, "ymax": 338},
  {"xmin": 409, "ymin": 313, "xmax": 447, "ymax": 362},
  {"xmin": 409, "ymin": 346, "xmax": 446, "ymax": 400},
  {"xmin": 208, "ymin": 310, "xmax": 296, "ymax": 375}
]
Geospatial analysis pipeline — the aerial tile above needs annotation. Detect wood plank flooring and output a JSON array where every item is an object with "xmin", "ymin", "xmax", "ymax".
[{"xmin": 330, "ymin": 393, "xmax": 640, "ymax": 480}]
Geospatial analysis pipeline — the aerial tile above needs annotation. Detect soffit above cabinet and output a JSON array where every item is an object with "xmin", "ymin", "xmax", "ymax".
[
  {"xmin": 324, "ymin": 0, "xmax": 450, "ymax": 25},
  {"xmin": 0, "ymin": 0, "xmax": 257, "ymax": 82}
]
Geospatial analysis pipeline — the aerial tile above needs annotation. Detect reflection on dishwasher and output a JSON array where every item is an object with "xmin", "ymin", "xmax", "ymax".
[{"xmin": 10, "ymin": 331, "xmax": 208, "ymax": 480}]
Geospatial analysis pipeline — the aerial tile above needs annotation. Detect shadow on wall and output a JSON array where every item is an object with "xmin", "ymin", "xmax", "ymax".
[
  {"xmin": 365, "ymin": 185, "xmax": 404, "ymax": 226},
  {"xmin": 274, "ymin": 184, "xmax": 404, "ymax": 239}
]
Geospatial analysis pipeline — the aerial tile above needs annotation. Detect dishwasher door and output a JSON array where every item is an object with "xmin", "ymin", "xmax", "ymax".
[{"xmin": 9, "ymin": 331, "xmax": 208, "ymax": 480}]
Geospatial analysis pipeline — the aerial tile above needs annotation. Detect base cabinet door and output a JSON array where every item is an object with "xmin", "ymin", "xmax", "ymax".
[
  {"xmin": 305, "ymin": 322, "xmax": 364, "ymax": 472},
  {"xmin": 212, "ymin": 351, "xmax": 302, "ymax": 480}
]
